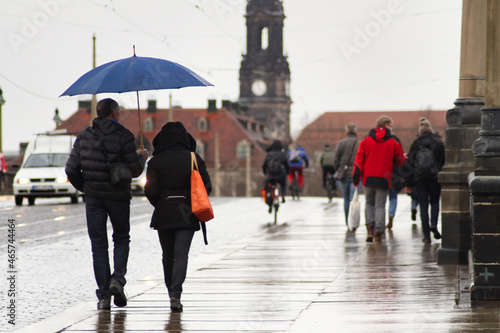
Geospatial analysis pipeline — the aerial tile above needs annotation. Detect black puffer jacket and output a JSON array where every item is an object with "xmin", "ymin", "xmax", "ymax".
[
  {"xmin": 145, "ymin": 122, "xmax": 212, "ymax": 230},
  {"xmin": 65, "ymin": 118, "xmax": 146, "ymax": 201}
]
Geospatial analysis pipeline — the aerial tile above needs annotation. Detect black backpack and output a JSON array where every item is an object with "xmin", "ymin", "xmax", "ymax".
[
  {"xmin": 267, "ymin": 157, "xmax": 284, "ymax": 175},
  {"xmin": 415, "ymin": 147, "xmax": 438, "ymax": 180}
]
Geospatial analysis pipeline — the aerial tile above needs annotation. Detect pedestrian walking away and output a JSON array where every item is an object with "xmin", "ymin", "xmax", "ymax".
[
  {"xmin": 387, "ymin": 134, "xmax": 406, "ymax": 230},
  {"xmin": 406, "ymin": 118, "xmax": 445, "ymax": 243},
  {"xmin": 145, "ymin": 122, "xmax": 212, "ymax": 312},
  {"xmin": 262, "ymin": 140, "xmax": 289, "ymax": 211},
  {"xmin": 333, "ymin": 122, "xmax": 360, "ymax": 227},
  {"xmin": 65, "ymin": 98, "xmax": 148, "ymax": 310},
  {"xmin": 352, "ymin": 116, "xmax": 406, "ymax": 244}
]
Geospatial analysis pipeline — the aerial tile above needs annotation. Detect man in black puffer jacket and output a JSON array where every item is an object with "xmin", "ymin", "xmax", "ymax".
[{"xmin": 66, "ymin": 98, "xmax": 148, "ymax": 310}]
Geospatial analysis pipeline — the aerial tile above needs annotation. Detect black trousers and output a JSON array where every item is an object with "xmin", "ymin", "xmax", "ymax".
[
  {"xmin": 157, "ymin": 228, "xmax": 195, "ymax": 299},
  {"xmin": 322, "ymin": 166, "xmax": 336, "ymax": 188},
  {"xmin": 414, "ymin": 181, "xmax": 441, "ymax": 240}
]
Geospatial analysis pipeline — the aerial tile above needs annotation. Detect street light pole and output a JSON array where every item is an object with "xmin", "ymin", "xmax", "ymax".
[
  {"xmin": 0, "ymin": 87, "xmax": 5, "ymax": 153},
  {"xmin": 53, "ymin": 108, "xmax": 62, "ymax": 129}
]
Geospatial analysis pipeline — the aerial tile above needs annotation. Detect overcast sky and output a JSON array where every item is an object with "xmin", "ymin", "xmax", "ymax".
[{"xmin": 0, "ymin": 0, "xmax": 461, "ymax": 152}]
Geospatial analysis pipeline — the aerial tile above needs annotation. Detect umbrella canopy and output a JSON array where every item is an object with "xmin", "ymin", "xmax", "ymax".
[
  {"xmin": 60, "ymin": 51, "xmax": 213, "ymax": 149},
  {"xmin": 60, "ymin": 55, "xmax": 213, "ymax": 96}
]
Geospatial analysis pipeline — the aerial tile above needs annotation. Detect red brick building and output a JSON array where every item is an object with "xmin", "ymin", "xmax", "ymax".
[{"xmin": 58, "ymin": 100, "xmax": 274, "ymax": 196}]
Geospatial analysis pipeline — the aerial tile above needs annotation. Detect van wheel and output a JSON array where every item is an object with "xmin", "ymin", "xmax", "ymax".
[
  {"xmin": 28, "ymin": 197, "xmax": 36, "ymax": 206},
  {"xmin": 15, "ymin": 196, "xmax": 23, "ymax": 206},
  {"xmin": 71, "ymin": 194, "xmax": 78, "ymax": 204}
]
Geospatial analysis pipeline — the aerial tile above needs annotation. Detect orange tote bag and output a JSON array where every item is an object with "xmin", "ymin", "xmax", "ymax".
[{"xmin": 190, "ymin": 152, "xmax": 214, "ymax": 222}]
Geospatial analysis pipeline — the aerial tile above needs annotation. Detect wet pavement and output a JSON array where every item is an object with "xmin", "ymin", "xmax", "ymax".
[{"xmin": 11, "ymin": 195, "xmax": 500, "ymax": 332}]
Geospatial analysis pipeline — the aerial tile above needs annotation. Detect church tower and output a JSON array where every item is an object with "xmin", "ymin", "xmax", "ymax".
[{"xmin": 239, "ymin": 0, "xmax": 291, "ymax": 142}]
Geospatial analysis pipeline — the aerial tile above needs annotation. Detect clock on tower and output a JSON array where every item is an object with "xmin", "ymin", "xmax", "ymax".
[{"xmin": 239, "ymin": 0, "xmax": 291, "ymax": 142}]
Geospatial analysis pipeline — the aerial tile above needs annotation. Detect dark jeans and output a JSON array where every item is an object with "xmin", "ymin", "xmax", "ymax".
[
  {"xmin": 339, "ymin": 177, "xmax": 356, "ymax": 224},
  {"xmin": 414, "ymin": 181, "xmax": 441, "ymax": 239},
  {"xmin": 85, "ymin": 195, "xmax": 131, "ymax": 300},
  {"xmin": 158, "ymin": 228, "xmax": 195, "ymax": 299}
]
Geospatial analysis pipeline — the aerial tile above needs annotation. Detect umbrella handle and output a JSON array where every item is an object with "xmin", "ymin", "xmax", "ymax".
[{"xmin": 136, "ymin": 91, "xmax": 144, "ymax": 150}]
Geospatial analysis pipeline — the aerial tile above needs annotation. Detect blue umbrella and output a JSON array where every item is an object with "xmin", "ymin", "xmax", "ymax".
[{"xmin": 60, "ymin": 48, "xmax": 213, "ymax": 148}]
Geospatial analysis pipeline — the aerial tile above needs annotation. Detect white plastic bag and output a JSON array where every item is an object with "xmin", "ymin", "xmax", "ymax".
[{"xmin": 347, "ymin": 188, "xmax": 360, "ymax": 231}]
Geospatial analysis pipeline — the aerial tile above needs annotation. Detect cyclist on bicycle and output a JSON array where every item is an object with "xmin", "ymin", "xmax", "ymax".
[
  {"xmin": 287, "ymin": 145, "xmax": 309, "ymax": 188},
  {"xmin": 262, "ymin": 140, "xmax": 289, "ymax": 212},
  {"xmin": 320, "ymin": 144, "xmax": 336, "ymax": 190}
]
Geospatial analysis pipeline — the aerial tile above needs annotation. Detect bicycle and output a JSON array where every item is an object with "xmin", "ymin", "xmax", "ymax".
[
  {"xmin": 264, "ymin": 181, "xmax": 281, "ymax": 225},
  {"xmin": 289, "ymin": 171, "xmax": 300, "ymax": 200},
  {"xmin": 325, "ymin": 172, "xmax": 336, "ymax": 203}
]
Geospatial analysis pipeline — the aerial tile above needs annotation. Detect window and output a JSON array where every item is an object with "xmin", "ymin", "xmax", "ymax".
[
  {"xmin": 236, "ymin": 140, "xmax": 251, "ymax": 160},
  {"xmin": 261, "ymin": 27, "xmax": 269, "ymax": 50},
  {"xmin": 198, "ymin": 117, "xmax": 208, "ymax": 132},
  {"xmin": 196, "ymin": 140, "xmax": 205, "ymax": 159},
  {"xmin": 143, "ymin": 116, "xmax": 154, "ymax": 133},
  {"xmin": 24, "ymin": 153, "xmax": 69, "ymax": 167}
]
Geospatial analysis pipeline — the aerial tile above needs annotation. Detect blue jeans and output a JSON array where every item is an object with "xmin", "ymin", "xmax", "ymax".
[
  {"xmin": 85, "ymin": 195, "xmax": 131, "ymax": 300},
  {"xmin": 364, "ymin": 186, "xmax": 388, "ymax": 233},
  {"xmin": 158, "ymin": 228, "xmax": 195, "ymax": 299},
  {"xmin": 339, "ymin": 178, "xmax": 356, "ymax": 224},
  {"xmin": 414, "ymin": 182, "xmax": 441, "ymax": 240},
  {"xmin": 388, "ymin": 187, "xmax": 398, "ymax": 217}
]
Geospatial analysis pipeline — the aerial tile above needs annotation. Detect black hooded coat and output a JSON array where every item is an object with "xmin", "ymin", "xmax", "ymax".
[
  {"xmin": 145, "ymin": 122, "xmax": 212, "ymax": 230},
  {"xmin": 262, "ymin": 140, "xmax": 289, "ymax": 181}
]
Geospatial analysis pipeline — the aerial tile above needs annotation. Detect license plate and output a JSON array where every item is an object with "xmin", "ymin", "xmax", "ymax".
[{"xmin": 32, "ymin": 185, "xmax": 53, "ymax": 190}]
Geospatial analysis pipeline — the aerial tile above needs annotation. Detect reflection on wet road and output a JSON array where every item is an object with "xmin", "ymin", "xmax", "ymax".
[{"xmin": 7, "ymin": 196, "xmax": 500, "ymax": 332}]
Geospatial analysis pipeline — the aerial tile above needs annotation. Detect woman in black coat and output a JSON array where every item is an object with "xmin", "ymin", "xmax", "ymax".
[{"xmin": 145, "ymin": 122, "xmax": 212, "ymax": 311}]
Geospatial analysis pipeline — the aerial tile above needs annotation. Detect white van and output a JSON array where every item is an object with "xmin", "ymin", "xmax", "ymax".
[{"xmin": 13, "ymin": 131, "xmax": 81, "ymax": 206}]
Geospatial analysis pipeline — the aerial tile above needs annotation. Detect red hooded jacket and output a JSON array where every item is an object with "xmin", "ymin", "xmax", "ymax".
[{"xmin": 352, "ymin": 127, "xmax": 406, "ymax": 189}]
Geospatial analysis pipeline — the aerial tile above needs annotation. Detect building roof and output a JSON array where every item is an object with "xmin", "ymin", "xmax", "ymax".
[
  {"xmin": 296, "ymin": 110, "xmax": 448, "ymax": 157},
  {"xmin": 57, "ymin": 104, "xmax": 272, "ymax": 167}
]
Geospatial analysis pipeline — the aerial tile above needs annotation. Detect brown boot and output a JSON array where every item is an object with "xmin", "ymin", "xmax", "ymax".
[
  {"xmin": 366, "ymin": 224, "xmax": 374, "ymax": 242},
  {"xmin": 387, "ymin": 215, "xmax": 394, "ymax": 230},
  {"xmin": 374, "ymin": 231, "xmax": 382, "ymax": 244}
]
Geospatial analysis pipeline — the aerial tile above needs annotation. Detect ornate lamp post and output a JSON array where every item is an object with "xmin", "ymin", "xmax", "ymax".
[{"xmin": 53, "ymin": 108, "xmax": 62, "ymax": 129}]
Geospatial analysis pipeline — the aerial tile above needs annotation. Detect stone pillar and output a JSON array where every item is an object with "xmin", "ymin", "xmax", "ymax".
[
  {"xmin": 469, "ymin": 0, "xmax": 500, "ymax": 300},
  {"xmin": 437, "ymin": 0, "xmax": 486, "ymax": 265}
]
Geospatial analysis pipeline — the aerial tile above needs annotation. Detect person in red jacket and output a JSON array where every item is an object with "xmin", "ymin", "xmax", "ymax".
[{"xmin": 352, "ymin": 116, "xmax": 406, "ymax": 244}]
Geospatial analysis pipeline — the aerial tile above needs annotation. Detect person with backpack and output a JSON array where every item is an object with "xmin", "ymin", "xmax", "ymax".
[
  {"xmin": 386, "ymin": 137, "xmax": 406, "ymax": 230},
  {"xmin": 320, "ymin": 144, "xmax": 336, "ymax": 189},
  {"xmin": 407, "ymin": 118, "xmax": 445, "ymax": 243},
  {"xmin": 287, "ymin": 146, "xmax": 309, "ymax": 188},
  {"xmin": 352, "ymin": 116, "xmax": 406, "ymax": 244},
  {"xmin": 262, "ymin": 140, "xmax": 289, "ymax": 212}
]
